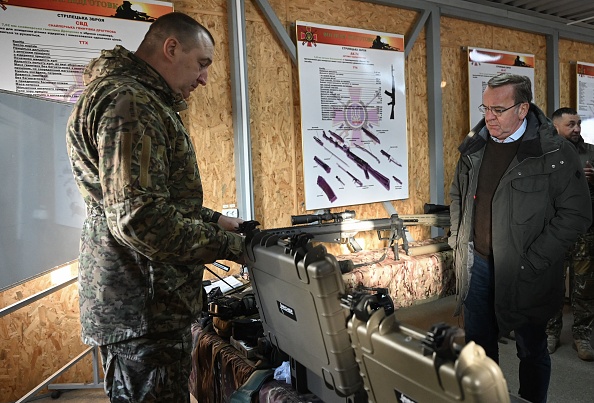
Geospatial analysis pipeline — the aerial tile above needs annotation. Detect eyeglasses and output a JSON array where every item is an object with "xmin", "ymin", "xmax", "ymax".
[{"xmin": 478, "ymin": 102, "xmax": 522, "ymax": 117}]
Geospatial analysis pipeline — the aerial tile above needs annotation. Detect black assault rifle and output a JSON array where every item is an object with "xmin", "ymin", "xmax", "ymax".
[{"xmin": 385, "ymin": 64, "xmax": 396, "ymax": 119}]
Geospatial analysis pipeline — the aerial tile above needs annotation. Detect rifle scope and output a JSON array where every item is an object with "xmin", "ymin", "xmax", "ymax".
[{"xmin": 291, "ymin": 210, "xmax": 356, "ymax": 226}]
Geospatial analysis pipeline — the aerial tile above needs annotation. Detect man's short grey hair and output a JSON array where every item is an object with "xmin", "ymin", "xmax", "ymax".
[
  {"xmin": 487, "ymin": 73, "xmax": 532, "ymax": 104},
  {"xmin": 139, "ymin": 12, "xmax": 214, "ymax": 52}
]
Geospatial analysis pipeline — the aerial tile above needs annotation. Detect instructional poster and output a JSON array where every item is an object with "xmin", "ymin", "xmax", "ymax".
[
  {"xmin": 0, "ymin": 0, "xmax": 173, "ymax": 103},
  {"xmin": 297, "ymin": 21, "xmax": 407, "ymax": 211},
  {"xmin": 577, "ymin": 61, "xmax": 594, "ymax": 144},
  {"xmin": 468, "ymin": 47, "xmax": 535, "ymax": 128}
]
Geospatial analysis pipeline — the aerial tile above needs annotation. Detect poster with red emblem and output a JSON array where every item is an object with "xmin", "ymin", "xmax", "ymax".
[
  {"xmin": 296, "ymin": 21, "xmax": 407, "ymax": 210},
  {"xmin": 0, "ymin": 0, "xmax": 173, "ymax": 103}
]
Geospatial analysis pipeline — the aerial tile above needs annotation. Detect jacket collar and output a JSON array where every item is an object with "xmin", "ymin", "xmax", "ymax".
[{"xmin": 83, "ymin": 45, "xmax": 187, "ymax": 112}]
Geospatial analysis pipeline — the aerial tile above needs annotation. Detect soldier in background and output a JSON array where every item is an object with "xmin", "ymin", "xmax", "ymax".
[
  {"xmin": 66, "ymin": 12, "xmax": 244, "ymax": 402},
  {"xmin": 547, "ymin": 107, "xmax": 594, "ymax": 361}
]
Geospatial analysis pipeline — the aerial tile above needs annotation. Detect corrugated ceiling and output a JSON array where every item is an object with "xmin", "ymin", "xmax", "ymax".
[{"xmin": 467, "ymin": 0, "xmax": 594, "ymax": 30}]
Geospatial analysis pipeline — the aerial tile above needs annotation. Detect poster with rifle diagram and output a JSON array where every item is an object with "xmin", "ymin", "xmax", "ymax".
[
  {"xmin": 577, "ymin": 61, "xmax": 594, "ymax": 145},
  {"xmin": 0, "ymin": 0, "xmax": 173, "ymax": 103},
  {"xmin": 297, "ymin": 21, "xmax": 407, "ymax": 211}
]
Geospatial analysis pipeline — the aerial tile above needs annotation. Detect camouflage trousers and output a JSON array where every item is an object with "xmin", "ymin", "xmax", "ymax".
[
  {"xmin": 546, "ymin": 232, "xmax": 594, "ymax": 340},
  {"xmin": 99, "ymin": 327, "xmax": 193, "ymax": 403}
]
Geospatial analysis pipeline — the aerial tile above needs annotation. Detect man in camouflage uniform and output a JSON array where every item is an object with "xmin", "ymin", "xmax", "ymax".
[
  {"xmin": 66, "ymin": 13, "xmax": 245, "ymax": 402},
  {"xmin": 546, "ymin": 107, "xmax": 594, "ymax": 361}
]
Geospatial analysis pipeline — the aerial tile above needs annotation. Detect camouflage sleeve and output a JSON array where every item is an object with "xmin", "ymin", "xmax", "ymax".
[
  {"xmin": 200, "ymin": 206, "xmax": 221, "ymax": 223},
  {"xmin": 95, "ymin": 84, "xmax": 243, "ymax": 264}
]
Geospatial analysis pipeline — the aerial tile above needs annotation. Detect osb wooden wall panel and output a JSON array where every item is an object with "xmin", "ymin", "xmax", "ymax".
[
  {"xmin": 441, "ymin": 44, "xmax": 470, "ymax": 207},
  {"xmin": 440, "ymin": 17, "xmax": 547, "ymax": 204},
  {"xmin": 441, "ymin": 17, "xmax": 491, "ymax": 205},
  {"xmin": 403, "ymin": 38, "xmax": 431, "ymax": 243},
  {"xmin": 246, "ymin": 2, "xmax": 295, "ymax": 230},
  {"xmin": 174, "ymin": 2, "xmax": 235, "ymax": 212},
  {"xmin": 0, "ymin": 262, "xmax": 97, "ymax": 403},
  {"xmin": 559, "ymin": 39, "xmax": 594, "ymax": 109}
]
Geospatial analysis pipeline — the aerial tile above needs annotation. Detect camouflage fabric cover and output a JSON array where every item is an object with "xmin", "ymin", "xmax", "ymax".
[
  {"xmin": 66, "ymin": 46, "xmax": 244, "ymax": 346},
  {"xmin": 338, "ymin": 238, "xmax": 455, "ymax": 308},
  {"xmin": 570, "ymin": 140, "xmax": 594, "ymax": 340},
  {"xmin": 258, "ymin": 380, "xmax": 324, "ymax": 402},
  {"xmin": 570, "ymin": 232, "xmax": 594, "ymax": 340}
]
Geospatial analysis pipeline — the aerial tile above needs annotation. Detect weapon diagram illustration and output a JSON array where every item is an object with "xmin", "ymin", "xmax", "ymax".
[{"xmin": 308, "ymin": 65, "xmax": 405, "ymax": 205}]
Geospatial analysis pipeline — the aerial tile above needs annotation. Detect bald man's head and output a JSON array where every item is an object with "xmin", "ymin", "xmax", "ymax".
[
  {"xmin": 135, "ymin": 12, "xmax": 215, "ymax": 99},
  {"xmin": 552, "ymin": 108, "xmax": 582, "ymax": 144}
]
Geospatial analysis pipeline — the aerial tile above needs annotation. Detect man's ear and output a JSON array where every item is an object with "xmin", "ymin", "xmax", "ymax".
[
  {"xmin": 163, "ymin": 37, "xmax": 179, "ymax": 62},
  {"xmin": 519, "ymin": 102, "xmax": 529, "ymax": 119}
]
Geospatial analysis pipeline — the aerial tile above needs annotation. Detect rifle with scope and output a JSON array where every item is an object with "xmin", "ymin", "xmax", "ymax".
[
  {"xmin": 247, "ymin": 204, "xmax": 450, "ymax": 260},
  {"xmin": 291, "ymin": 204, "xmax": 449, "ymax": 226}
]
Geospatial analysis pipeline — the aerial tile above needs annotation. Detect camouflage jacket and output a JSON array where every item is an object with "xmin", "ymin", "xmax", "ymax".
[{"xmin": 66, "ymin": 46, "xmax": 244, "ymax": 346}]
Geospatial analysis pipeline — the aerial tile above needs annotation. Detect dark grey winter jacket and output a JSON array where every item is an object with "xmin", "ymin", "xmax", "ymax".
[{"xmin": 448, "ymin": 103, "xmax": 591, "ymax": 336}]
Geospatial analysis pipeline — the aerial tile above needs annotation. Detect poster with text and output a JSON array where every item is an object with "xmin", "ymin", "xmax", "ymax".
[
  {"xmin": 297, "ymin": 21, "xmax": 407, "ymax": 211},
  {"xmin": 468, "ymin": 47, "xmax": 535, "ymax": 128},
  {"xmin": 0, "ymin": 0, "xmax": 173, "ymax": 103},
  {"xmin": 577, "ymin": 61, "xmax": 594, "ymax": 145}
]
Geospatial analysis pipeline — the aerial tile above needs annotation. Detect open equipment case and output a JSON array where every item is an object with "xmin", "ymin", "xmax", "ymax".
[{"xmin": 244, "ymin": 217, "xmax": 520, "ymax": 403}]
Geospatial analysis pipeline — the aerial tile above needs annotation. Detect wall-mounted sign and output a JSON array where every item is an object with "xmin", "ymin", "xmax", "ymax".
[
  {"xmin": 297, "ymin": 21, "xmax": 407, "ymax": 210},
  {"xmin": 577, "ymin": 61, "xmax": 594, "ymax": 144},
  {"xmin": 0, "ymin": 0, "xmax": 173, "ymax": 103}
]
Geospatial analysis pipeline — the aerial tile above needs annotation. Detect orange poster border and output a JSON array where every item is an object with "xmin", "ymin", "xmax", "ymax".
[
  {"xmin": 1, "ymin": 0, "xmax": 173, "ymax": 19},
  {"xmin": 296, "ymin": 22, "xmax": 404, "ymax": 52}
]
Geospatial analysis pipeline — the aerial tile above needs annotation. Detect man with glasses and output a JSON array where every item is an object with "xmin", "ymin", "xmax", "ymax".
[
  {"xmin": 449, "ymin": 74, "xmax": 591, "ymax": 402},
  {"xmin": 546, "ymin": 107, "xmax": 594, "ymax": 361}
]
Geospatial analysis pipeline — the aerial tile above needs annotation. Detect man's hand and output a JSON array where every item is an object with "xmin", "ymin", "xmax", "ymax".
[
  {"xmin": 217, "ymin": 214, "xmax": 244, "ymax": 232},
  {"xmin": 585, "ymin": 160, "xmax": 594, "ymax": 184}
]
